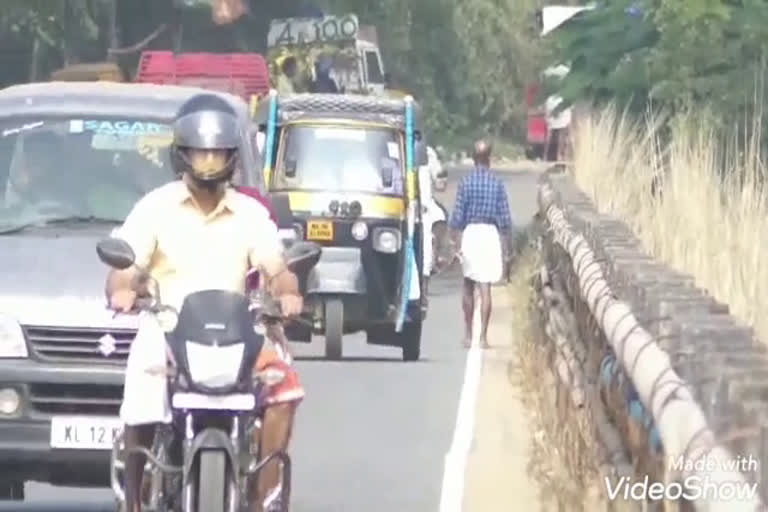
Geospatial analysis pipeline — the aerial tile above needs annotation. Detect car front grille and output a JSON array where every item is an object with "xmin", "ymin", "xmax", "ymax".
[
  {"xmin": 24, "ymin": 326, "xmax": 135, "ymax": 363},
  {"xmin": 29, "ymin": 383, "xmax": 123, "ymax": 416}
]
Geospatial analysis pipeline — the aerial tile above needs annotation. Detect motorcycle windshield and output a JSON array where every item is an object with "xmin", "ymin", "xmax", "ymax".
[
  {"xmin": 172, "ymin": 290, "xmax": 259, "ymax": 348},
  {"xmin": 169, "ymin": 290, "xmax": 262, "ymax": 392}
]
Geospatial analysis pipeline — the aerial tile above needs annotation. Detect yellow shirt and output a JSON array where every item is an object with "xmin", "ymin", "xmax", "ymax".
[{"xmin": 114, "ymin": 181, "xmax": 284, "ymax": 311}]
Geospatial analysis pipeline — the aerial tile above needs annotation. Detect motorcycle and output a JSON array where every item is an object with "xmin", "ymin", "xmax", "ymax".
[{"xmin": 97, "ymin": 237, "xmax": 321, "ymax": 512}]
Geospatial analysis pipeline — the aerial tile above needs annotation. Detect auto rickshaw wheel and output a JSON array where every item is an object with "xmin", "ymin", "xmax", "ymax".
[
  {"xmin": 324, "ymin": 298, "xmax": 343, "ymax": 360},
  {"xmin": 400, "ymin": 320, "xmax": 423, "ymax": 362}
]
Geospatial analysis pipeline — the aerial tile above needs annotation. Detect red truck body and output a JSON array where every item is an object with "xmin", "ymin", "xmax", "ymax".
[
  {"xmin": 525, "ymin": 83, "xmax": 547, "ymax": 159},
  {"xmin": 134, "ymin": 51, "xmax": 270, "ymax": 103}
]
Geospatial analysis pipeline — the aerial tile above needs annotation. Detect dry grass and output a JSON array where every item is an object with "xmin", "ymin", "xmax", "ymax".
[
  {"xmin": 507, "ymin": 245, "xmax": 609, "ymax": 511},
  {"xmin": 570, "ymin": 106, "xmax": 768, "ymax": 343}
]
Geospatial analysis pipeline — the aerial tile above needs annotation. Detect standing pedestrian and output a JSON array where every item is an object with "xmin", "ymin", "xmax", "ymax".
[
  {"xmin": 448, "ymin": 140, "xmax": 514, "ymax": 348},
  {"xmin": 277, "ymin": 56, "xmax": 298, "ymax": 96}
]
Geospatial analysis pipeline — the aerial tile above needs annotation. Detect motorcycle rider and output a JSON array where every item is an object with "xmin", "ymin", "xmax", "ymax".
[{"xmin": 106, "ymin": 93, "xmax": 302, "ymax": 512}]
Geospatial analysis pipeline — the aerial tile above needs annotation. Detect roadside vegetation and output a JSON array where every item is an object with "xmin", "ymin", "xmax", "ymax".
[
  {"xmin": 570, "ymin": 106, "xmax": 768, "ymax": 344},
  {"xmin": 551, "ymin": 1, "xmax": 768, "ymax": 343},
  {"xmin": 507, "ymin": 242, "xmax": 612, "ymax": 511},
  {"xmin": 0, "ymin": 0, "xmax": 543, "ymax": 155}
]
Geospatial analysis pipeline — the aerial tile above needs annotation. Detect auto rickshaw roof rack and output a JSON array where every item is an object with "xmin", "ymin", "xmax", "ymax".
[{"xmin": 253, "ymin": 92, "xmax": 423, "ymax": 132}]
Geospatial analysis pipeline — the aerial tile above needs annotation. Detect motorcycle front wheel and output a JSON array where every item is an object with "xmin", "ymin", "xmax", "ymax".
[{"xmin": 197, "ymin": 450, "xmax": 227, "ymax": 512}]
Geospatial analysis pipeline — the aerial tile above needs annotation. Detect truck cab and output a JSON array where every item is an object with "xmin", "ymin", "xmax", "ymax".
[
  {"xmin": 133, "ymin": 51, "xmax": 271, "ymax": 103},
  {"xmin": 266, "ymin": 14, "xmax": 387, "ymax": 96},
  {"xmin": 356, "ymin": 38, "xmax": 386, "ymax": 96}
]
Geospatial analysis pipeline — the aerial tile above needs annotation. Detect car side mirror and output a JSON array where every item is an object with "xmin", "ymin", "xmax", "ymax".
[
  {"xmin": 284, "ymin": 158, "xmax": 297, "ymax": 178},
  {"xmin": 96, "ymin": 238, "xmax": 135, "ymax": 270},
  {"xmin": 269, "ymin": 194, "xmax": 294, "ymax": 230}
]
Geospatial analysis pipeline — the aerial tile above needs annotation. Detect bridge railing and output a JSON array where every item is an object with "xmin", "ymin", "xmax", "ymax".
[{"xmin": 533, "ymin": 169, "xmax": 768, "ymax": 510}]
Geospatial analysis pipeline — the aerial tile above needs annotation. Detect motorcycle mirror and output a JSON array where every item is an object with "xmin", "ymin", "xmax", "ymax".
[
  {"xmin": 96, "ymin": 238, "xmax": 136, "ymax": 270},
  {"xmin": 284, "ymin": 241, "xmax": 322, "ymax": 283}
]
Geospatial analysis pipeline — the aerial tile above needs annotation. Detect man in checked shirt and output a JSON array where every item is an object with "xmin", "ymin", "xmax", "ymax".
[{"xmin": 448, "ymin": 140, "xmax": 514, "ymax": 348}]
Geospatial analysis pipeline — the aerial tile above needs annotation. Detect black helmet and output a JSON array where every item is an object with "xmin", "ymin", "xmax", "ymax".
[{"xmin": 171, "ymin": 93, "xmax": 240, "ymax": 189}]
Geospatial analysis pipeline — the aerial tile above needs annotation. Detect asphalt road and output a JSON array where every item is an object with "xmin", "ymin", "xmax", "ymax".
[{"xmin": 11, "ymin": 163, "xmax": 541, "ymax": 512}]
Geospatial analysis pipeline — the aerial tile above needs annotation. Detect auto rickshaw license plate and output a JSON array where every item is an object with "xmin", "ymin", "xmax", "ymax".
[{"xmin": 307, "ymin": 220, "xmax": 333, "ymax": 240}]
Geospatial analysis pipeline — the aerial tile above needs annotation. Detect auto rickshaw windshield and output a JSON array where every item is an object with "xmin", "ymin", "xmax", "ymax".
[{"xmin": 273, "ymin": 124, "xmax": 404, "ymax": 196}]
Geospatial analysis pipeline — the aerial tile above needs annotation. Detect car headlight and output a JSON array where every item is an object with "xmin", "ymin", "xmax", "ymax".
[
  {"xmin": 351, "ymin": 221, "xmax": 368, "ymax": 241},
  {"xmin": 155, "ymin": 307, "xmax": 179, "ymax": 333},
  {"xmin": 0, "ymin": 315, "xmax": 28, "ymax": 358},
  {"xmin": 185, "ymin": 341, "xmax": 244, "ymax": 388},
  {"xmin": 373, "ymin": 228, "xmax": 401, "ymax": 253}
]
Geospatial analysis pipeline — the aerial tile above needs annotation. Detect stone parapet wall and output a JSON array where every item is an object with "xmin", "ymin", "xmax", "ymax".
[{"xmin": 532, "ymin": 169, "xmax": 768, "ymax": 510}]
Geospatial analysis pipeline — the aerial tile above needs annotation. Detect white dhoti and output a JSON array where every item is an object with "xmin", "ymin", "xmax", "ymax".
[
  {"xmin": 460, "ymin": 223, "xmax": 503, "ymax": 283},
  {"xmin": 120, "ymin": 313, "xmax": 172, "ymax": 426},
  {"xmin": 421, "ymin": 210, "xmax": 434, "ymax": 277},
  {"xmin": 421, "ymin": 197, "xmax": 448, "ymax": 277}
]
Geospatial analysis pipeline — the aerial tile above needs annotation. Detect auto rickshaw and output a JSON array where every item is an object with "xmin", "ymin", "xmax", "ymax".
[{"xmin": 253, "ymin": 91, "xmax": 429, "ymax": 361}]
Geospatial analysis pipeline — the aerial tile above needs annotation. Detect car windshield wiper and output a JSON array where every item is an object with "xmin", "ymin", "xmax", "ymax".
[{"xmin": 43, "ymin": 215, "xmax": 122, "ymax": 225}]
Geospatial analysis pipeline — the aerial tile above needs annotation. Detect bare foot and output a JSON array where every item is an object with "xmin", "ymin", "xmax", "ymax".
[
  {"xmin": 479, "ymin": 339, "xmax": 491, "ymax": 349},
  {"xmin": 463, "ymin": 338, "xmax": 472, "ymax": 348}
]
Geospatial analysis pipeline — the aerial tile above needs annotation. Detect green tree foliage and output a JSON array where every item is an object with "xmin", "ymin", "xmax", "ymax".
[
  {"xmin": 317, "ymin": 0, "xmax": 544, "ymax": 146},
  {"xmin": 2, "ymin": 0, "xmax": 113, "ymax": 75},
  {"xmin": 0, "ymin": 0, "xmax": 545, "ymax": 147},
  {"xmin": 554, "ymin": 0, "xmax": 768, "ymax": 130}
]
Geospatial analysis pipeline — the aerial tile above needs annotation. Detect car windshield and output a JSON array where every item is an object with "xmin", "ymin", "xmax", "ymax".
[
  {"xmin": 0, "ymin": 116, "xmax": 176, "ymax": 232},
  {"xmin": 273, "ymin": 125, "xmax": 404, "ymax": 196}
]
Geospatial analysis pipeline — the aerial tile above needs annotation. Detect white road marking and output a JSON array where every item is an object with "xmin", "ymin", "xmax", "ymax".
[{"xmin": 439, "ymin": 291, "xmax": 483, "ymax": 512}]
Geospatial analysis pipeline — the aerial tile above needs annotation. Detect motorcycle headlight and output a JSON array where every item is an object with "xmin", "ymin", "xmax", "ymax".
[
  {"xmin": 0, "ymin": 315, "xmax": 28, "ymax": 358},
  {"xmin": 184, "ymin": 341, "xmax": 244, "ymax": 388},
  {"xmin": 373, "ymin": 228, "xmax": 401, "ymax": 253}
]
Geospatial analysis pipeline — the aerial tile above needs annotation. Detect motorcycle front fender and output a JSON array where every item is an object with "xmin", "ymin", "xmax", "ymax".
[{"xmin": 182, "ymin": 427, "xmax": 240, "ymax": 487}]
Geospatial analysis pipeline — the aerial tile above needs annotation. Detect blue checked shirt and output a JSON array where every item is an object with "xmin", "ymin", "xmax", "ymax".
[{"xmin": 449, "ymin": 166, "xmax": 513, "ymax": 231}]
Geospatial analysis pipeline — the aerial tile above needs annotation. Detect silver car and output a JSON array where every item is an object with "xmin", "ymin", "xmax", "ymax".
[{"xmin": 0, "ymin": 81, "xmax": 262, "ymax": 500}]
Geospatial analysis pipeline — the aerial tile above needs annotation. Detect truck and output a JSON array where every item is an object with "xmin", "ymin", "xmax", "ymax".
[
  {"xmin": 49, "ymin": 62, "xmax": 126, "ymax": 82},
  {"xmin": 525, "ymin": 4, "xmax": 595, "ymax": 160},
  {"xmin": 266, "ymin": 13, "xmax": 387, "ymax": 96},
  {"xmin": 133, "ymin": 50, "xmax": 271, "ymax": 110},
  {"xmin": 47, "ymin": 52, "xmax": 272, "ymax": 118}
]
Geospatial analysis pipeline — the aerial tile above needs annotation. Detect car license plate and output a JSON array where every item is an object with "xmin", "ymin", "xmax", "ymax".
[
  {"xmin": 307, "ymin": 220, "xmax": 333, "ymax": 241},
  {"xmin": 50, "ymin": 416, "xmax": 123, "ymax": 450}
]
